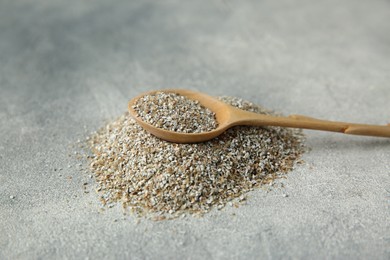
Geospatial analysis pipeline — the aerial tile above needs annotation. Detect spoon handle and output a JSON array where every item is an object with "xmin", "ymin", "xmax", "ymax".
[{"xmin": 232, "ymin": 109, "xmax": 390, "ymax": 138}]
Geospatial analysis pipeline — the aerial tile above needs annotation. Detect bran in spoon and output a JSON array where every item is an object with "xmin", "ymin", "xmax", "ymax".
[
  {"xmin": 87, "ymin": 95, "xmax": 305, "ymax": 219},
  {"xmin": 132, "ymin": 92, "xmax": 218, "ymax": 133}
]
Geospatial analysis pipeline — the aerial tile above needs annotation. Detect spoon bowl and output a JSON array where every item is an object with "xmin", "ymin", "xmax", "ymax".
[
  {"xmin": 128, "ymin": 89, "xmax": 390, "ymax": 143},
  {"xmin": 128, "ymin": 89, "xmax": 236, "ymax": 143}
]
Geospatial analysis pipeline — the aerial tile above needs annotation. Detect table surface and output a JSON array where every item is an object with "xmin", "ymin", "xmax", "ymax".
[{"xmin": 1, "ymin": 0, "xmax": 389, "ymax": 259}]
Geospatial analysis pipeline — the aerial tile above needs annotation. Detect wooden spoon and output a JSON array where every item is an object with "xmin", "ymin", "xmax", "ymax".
[{"xmin": 128, "ymin": 89, "xmax": 390, "ymax": 143}]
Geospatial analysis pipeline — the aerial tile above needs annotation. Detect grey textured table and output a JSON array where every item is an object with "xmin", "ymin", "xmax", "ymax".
[{"xmin": 1, "ymin": 0, "xmax": 389, "ymax": 259}]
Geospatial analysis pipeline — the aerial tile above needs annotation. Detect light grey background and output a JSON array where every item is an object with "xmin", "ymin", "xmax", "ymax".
[{"xmin": 0, "ymin": 0, "xmax": 389, "ymax": 259}]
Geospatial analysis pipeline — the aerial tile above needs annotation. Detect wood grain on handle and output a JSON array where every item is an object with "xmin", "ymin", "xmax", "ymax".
[{"xmin": 231, "ymin": 109, "xmax": 390, "ymax": 138}]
